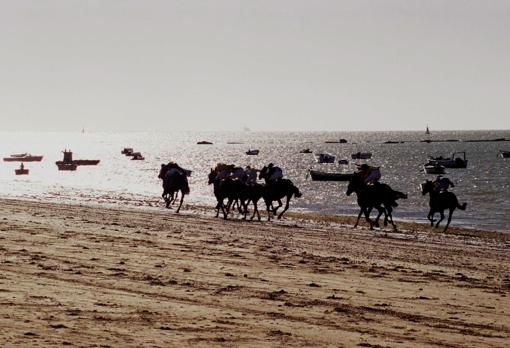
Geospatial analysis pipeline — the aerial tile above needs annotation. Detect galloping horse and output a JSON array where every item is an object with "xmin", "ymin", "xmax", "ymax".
[
  {"xmin": 421, "ymin": 180, "xmax": 467, "ymax": 232},
  {"xmin": 158, "ymin": 163, "xmax": 190, "ymax": 213},
  {"xmin": 258, "ymin": 166, "xmax": 302, "ymax": 220},
  {"xmin": 346, "ymin": 173, "xmax": 407, "ymax": 230}
]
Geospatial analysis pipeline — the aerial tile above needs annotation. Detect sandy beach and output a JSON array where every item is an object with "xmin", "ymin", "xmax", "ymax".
[{"xmin": 1, "ymin": 199, "xmax": 509, "ymax": 347}]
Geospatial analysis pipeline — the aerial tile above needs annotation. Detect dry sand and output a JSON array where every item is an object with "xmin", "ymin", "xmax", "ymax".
[{"xmin": 0, "ymin": 198, "xmax": 509, "ymax": 347}]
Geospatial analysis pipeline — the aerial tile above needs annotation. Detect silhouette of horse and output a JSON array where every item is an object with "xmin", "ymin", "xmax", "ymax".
[
  {"xmin": 346, "ymin": 173, "xmax": 407, "ymax": 230},
  {"xmin": 208, "ymin": 169, "xmax": 245, "ymax": 219},
  {"xmin": 239, "ymin": 183, "xmax": 265, "ymax": 221},
  {"xmin": 158, "ymin": 164, "xmax": 190, "ymax": 213},
  {"xmin": 421, "ymin": 180, "xmax": 467, "ymax": 232},
  {"xmin": 262, "ymin": 179, "xmax": 302, "ymax": 221}
]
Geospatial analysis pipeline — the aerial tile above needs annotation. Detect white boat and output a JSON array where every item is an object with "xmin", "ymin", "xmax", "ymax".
[
  {"xmin": 428, "ymin": 152, "xmax": 467, "ymax": 168},
  {"xmin": 423, "ymin": 163, "xmax": 446, "ymax": 174},
  {"xmin": 314, "ymin": 153, "xmax": 336, "ymax": 163}
]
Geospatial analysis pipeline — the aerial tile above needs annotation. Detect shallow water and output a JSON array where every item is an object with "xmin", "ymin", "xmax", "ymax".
[{"xmin": 0, "ymin": 130, "xmax": 509, "ymax": 231}]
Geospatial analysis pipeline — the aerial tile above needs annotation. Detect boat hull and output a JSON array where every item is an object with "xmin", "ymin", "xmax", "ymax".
[
  {"xmin": 57, "ymin": 164, "xmax": 77, "ymax": 171},
  {"xmin": 56, "ymin": 160, "xmax": 100, "ymax": 166},
  {"xmin": 4, "ymin": 156, "xmax": 43, "ymax": 162},
  {"xmin": 15, "ymin": 169, "xmax": 29, "ymax": 175}
]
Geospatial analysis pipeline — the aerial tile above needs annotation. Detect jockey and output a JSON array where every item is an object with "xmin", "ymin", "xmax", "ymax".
[
  {"xmin": 357, "ymin": 163, "xmax": 381, "ymax": 185},
  {"xmin": 244, "ymin": 166, "xmax": 258, "ymax": 185},
  {"xmin": 230, "ymin": 166, "xmax": 245, "ymax": 181},
  {"xmin": 433, "ymin": 175, "xmax": 455, "ymax": 193},
  {"xmin": 267, "ymin": 163, "xmax": 283, "ymax": 182}
]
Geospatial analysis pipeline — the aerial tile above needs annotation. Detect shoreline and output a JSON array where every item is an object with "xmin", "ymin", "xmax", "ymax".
[
  {"xmin": 1, "ymin": 198, "xmax": 509, "ymax": 346},
  {"xmin": 1, "ymin": 195, "xmax": 509, "ymax": 238}
]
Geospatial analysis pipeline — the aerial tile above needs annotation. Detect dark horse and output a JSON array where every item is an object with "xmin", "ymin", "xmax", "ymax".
[
  {"xmin": 239, "ymin": 183, "xmax": 265, "ymax": 221},
  {"xmin": 158, "ymin": 164, "xmax": 190, "ymax": 213},
  {"xmin": 208, "ymin": 169, "xmax": 245, "ymax": 219},
  {"xmin": 346, "ymin": 173, "xmax": 407, "ymax": 230},
  {"xmin": 421, "ymin": 180, "xmax": 467, "ymax": 232},
  {"xmin": 258, "ymin": 166, "xmax": 302, "ymax": 220}
]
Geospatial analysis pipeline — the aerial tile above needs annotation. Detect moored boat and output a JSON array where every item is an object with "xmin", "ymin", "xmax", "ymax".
[
  {"xmin": 131, "ymin": 152, "xmax": 145, "ymax": 160},
  {"xmin": 351, "ymin": 152, "xmax": 372, "ymax": 160},
  {"xmin": 246, "ymin": 149, "xmax": 259, "ymax": 155},
  {"xmin": 73, "ymin": 159, "xmax": 100, "ymax": 166},
  {"xmin": 428, "ymin": 152, "xmax": 467, "ymax": 168},
  {"xmin": 300, "ymin": 148, "xmax": 313, "ymax": 154},
  {"xmin": 197, "ymin": 141, "xmax": 213, "ymax": 145},
  {"xmin": 309, "ymin": 170, "xmax": 353, "ymax": 181},
  {"xmin": 314, "ymin": 153, "xmax": 336, "ymax": 163},
  {"xmin": 3, "ymin": 153, "xmax": 43, "ymax": 162},
  {"xmin": 15, "ymin": 169, "xmax": 29, "ymax": 175},
  {"xmin": 121, "ymin": 148, "xmax": 134, "ymax": 155},
  {"xmin": 423, "ymin": 163, "xmax": 446, "ymax": 175}
]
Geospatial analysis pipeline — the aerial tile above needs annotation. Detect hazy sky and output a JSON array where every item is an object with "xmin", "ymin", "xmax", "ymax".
[{"xmin": 1, "ymin": 0, "xmax": 509, "ymax": 132}]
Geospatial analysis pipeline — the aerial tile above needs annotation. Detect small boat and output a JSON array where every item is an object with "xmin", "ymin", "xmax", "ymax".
[
  {"xmin": 423, "ymin": 163, "xmax": 446, "ymax": 175},
  {"xmin": 121, "ymin": 148, "xmax": 134, "ymax": 156},
  {"xmin": 131, "ymin": 152, "xmax": 145, "ymax": 160},
  {"xmin": 227, "ymin": 141, "xmax": 243, "ymax": 144},
  {"xmin": 500, "ymin": 150, "xmax": 510, "ymax": 158},
  {"xmin": 426, "ymin": 124, "xmax": 430, "ymax": 135},
  {"xmin": 309, "ymin": 170, "xmax": 353, "ymax": 182},
  {"xmin": 246, "ymin": 149, "xmax": 259, "ymax": 155},
  {"xmin": 428, "ymin": 152, "xmax": 468, "ymax": 168},
  {"xmin": 300, "ymin": 148, "xmax": 313, "ymax": 154},
  {"xmin": 338, "ymin": 159, "xmax": 349, "ymax": 165},
  {"xmin": 197, "ymin": 141, "xmax": 213, "ymax": 145},
  {"xmin": 15, "ymin": 163, "xmax": 29, "ymax": 175},
  {"xmin": 314, "ymin": 153, "xmax": 336, "ymax": 164},
  {"xmin": 3, "ymin": 153, "xmax": 43, "ymax": 162},
  {"xmin": 325, "ymin": 139, "xmax": 348, "ymax": 144},
  {"xmin": 351, "ymin": 152, "xmax": 372, "ymax": 160}
]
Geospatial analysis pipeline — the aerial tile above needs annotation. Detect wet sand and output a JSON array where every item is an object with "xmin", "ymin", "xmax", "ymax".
[{"xmin": 0, "ymin": 198, "xmax": 509, "ymax": 347}]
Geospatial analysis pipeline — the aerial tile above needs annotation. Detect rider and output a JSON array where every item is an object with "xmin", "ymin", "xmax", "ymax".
[
  {"xmin": 357, "ymin": 163, "xmax": 381, "ymax": 185},
  {"xmin": 433, "ymin": 175, "xmax": 455, "ymax": 193},
  {"xmin": 243, "ymin": 166, "xmax": 258, "ymax": 185},
  {"xmin": 230, "ymin": 166, "xmax": 245, "ymax": 181},
  {"xmin": 267, "ymin": 163, "xmax": 283, "ymax": 182}
]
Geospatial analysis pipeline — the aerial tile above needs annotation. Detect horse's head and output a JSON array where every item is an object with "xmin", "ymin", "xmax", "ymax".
[
  {"xmin": 420, "ymin": 180, "xmax": 433, "ymax": 196},
  {"xmin": 158, "ymin": 164, "xmax": 167, "ymax": 180},
  {"xmin": 208, "ymin": 169, "xmax": 216, "ymax": 185},
  {"xmin": 346, "ymin": 172, "xmax": 362, "ymax": 196}
]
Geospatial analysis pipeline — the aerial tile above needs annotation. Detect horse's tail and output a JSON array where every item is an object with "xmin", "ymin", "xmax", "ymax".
[
  {"xmin": 458, "ymin": 202, "xmax": 467, "ymax": 210},
  {"xmin": 293, "ymin": 185, "xmax": 302, "ymax": 198}
]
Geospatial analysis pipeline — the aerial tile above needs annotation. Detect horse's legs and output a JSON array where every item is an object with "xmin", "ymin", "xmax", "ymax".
[
  {"xmin": 176, "ymin": 192, "xmax": 185, "ymax": 213},
  {"xmin": 443, "ymin": 208, "xmax": 455, "ymax": 232},
  {"xmin": 271, "ymin": 199, "xmax": 282, "ymax": 214},
  {"xmin": 250, "ymin": 199, "xmax": 259, "ymax": 221},
  {"xmin": 427, "ymin": 210, "xmax": 435, "ymax": 226},
  {"xmin": 354, "ymin": 209, "xmax": 364, "ymax": 228},
  {"xmin": 265, "ymin": 200, "xmax": 272, "ymax": 221},
  {"xmin": 363, "ymin": 207, "xmax": 373, "ymax": 230},
  {"xmin": 277, "ymin": 196, "xmax": 291, "ymax": 219},
  {"xmin": 435, "ymin": 210, "xmax": 445, "ymax": 228},
  {"xmin": 373, "ymin": 207, "xmax": 383, "ymax": 228},
  {"xmin": 386, "ymin": 206, "xmax": 396, "ymax": 230}
]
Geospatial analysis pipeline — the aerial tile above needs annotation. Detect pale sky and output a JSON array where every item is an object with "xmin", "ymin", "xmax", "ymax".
[{"xmin": 0, "ymin": 0, "xmax": 509, "ymax": 132}]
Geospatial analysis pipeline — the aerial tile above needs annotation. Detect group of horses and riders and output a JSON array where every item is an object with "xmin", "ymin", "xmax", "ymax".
[{"xmin": 158, "ymin": 160, "xmax": 466, "ymax": 232}]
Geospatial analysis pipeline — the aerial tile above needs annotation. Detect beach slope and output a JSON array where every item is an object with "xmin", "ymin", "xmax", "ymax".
[{"xmin": 0, "ymin": 199, "xmax": 509, "ymax": 347}]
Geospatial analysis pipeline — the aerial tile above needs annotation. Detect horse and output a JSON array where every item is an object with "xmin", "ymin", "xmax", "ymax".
[
  {"xmin": 262, "ymin": 179, "xmax": 302, "ymax": 221},
  {"xmin": 208, "ymin": 169, "xmax": 245, "ymax": 219},
  {"xmin": 421, "ymin": 180, "xmax": 467, "ymax": 232},
  {"xmin": 239, "ymin": 183, "xmax": 265, "ymax": 221},
  {"xmin": 158, "ymin": 164, "xmax": 190, "ymax": 213},
  {"xmin": 346, "ymin": 173, "xmax": 407, "ymax": 230}
]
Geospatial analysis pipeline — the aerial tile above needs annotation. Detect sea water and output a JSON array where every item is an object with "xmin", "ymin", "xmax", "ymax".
[{"xmin": 0, "ymin": 130, "xmax": 508, "ymax": 231}]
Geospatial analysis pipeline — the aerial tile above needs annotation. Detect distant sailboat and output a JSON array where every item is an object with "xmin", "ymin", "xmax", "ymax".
[
  {"xmin": 425, "ymin": 125, "xmax": 430, "ymax": 135},
  {"xmin": 81, "ymin": 127, "xmax": 85, "ymax": 134}
]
